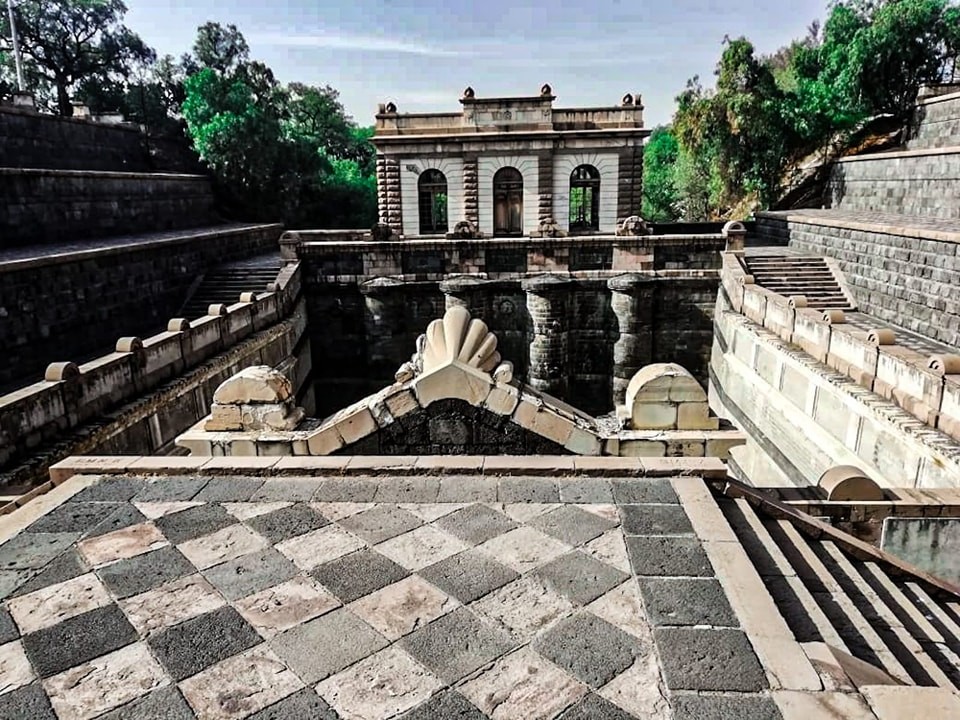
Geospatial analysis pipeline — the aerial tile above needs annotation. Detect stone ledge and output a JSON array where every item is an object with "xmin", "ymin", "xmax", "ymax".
[{"xmin": 757, "ymin": 209, "xmax": 960, "ymax": 246}]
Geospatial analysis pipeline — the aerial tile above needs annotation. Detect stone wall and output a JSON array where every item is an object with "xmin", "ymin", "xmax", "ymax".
[
  {"xmin": 1, "ymin": 169, "xmax": 218, "ymax": 246},
  {"xmin": 0, "ymin": 263, "xmax": 308, "ymax": 489},
  {"xmin": 756, "ymin": 213, "xmax": 960, "ymax": 347},
  {"xmin": 908, "ymin": 91, "xmax": 960, "ymax": 150},
  {"xmin": 0, "ymin": 224, "xmax": 283, "ymax": 389}
]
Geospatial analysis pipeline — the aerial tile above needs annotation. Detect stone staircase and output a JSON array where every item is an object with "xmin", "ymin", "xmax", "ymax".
[
  {"xmin": 743, "ymin": 255, "xmax": 854, "ymax": 310},
  {"xmin": 719, "ymin": 495, "xmax": 960, "ymax": 689},
  {"xmin": 180, "ymin": 252, "xmax": 283, "ymax": 319}
]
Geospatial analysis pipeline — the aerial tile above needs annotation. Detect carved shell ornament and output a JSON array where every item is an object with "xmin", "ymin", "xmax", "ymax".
[{"xmin": 422, "ymin": 306, "xmax": 500, "ymax": 373}]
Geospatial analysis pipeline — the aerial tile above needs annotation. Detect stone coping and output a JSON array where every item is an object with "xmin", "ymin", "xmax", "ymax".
[
  {"xmin": 371, "ymin": 127, "xmax": 650, "ymax": 144},
  {"xmin": 0, "ymin": 166, "xmax": 209, "ymax": 180},
  {"xmin": 919, "ymin": 89, "xmax": 960, "ymax": 106},
  {"xmin": 0, "ymin": 223, "xmax": 283, "ymax": 272},
  {"xmin": 834, "ymin": 143, "xmax": 960, "ymax": 162},
  {"xmin": 299, "ymin": 233, "xmax": 727, "ymax": 250},
  {"xmin": 756, "ymin": 209, "xmax": 960, "ymax": 245},
  {"xmin": 0, "ymin": 103, "xmax": 144, "ymax": 129}
]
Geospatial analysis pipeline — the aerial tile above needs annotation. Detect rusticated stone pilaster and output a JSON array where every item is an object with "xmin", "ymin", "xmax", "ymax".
[
  {"xmin": 376, "ymin": 156, "xmax": 403, "ymax": 235},
  {"xmin": 608, "ymin": 273, "xmax": 656, "ymax": 405},
  {"xmin": 522, "ymin": 275, "xmax": 574, "ymax": 396},
  {"xmin": 537, "ymin": 150, "xmax": 554, "ymax": 225},
  {"xmin": 617, "ymin": 147, "xmax": 643, "ymax": 225},
  {"xmin": 462, "ymin": 155, "xmax": 479, "ymax": 228}
]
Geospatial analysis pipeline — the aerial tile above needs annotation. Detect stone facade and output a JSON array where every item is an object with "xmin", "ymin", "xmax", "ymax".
[
  {"xmin": 908, "ymin": 90, "xmax": 960, "ymax": 150},
  {"xmin": 371, "ymin": 88, "xmax": 648, "ymax": 237}
]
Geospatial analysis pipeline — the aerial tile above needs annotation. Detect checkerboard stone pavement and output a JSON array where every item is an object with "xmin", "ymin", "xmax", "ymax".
[{"xmin": 0, "ymin": 474, "xmax": 778, "ymax": 720}]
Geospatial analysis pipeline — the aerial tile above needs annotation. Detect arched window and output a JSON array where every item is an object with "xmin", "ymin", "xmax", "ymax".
[
  {"xmin": 493, "ymin": 167, "xmax": 523, "ymax": 236},
  {"xmin": 569, "ymin": 164, "xmax": 600, "ymax": 232},
  {"xmin": 418, "ymin": 169, "xmax": 448, "ymax": 234}
]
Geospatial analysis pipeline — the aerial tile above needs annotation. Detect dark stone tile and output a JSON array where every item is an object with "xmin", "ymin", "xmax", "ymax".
[
  {"xmin": 373, "ymin": 477, "xmax": 441, "ymax": 503},
  {"xmin": 0, "ymin": 570, "xmax": 31, "ymax": 600},
  {"xmin": 25, "ymin": 502, "xmax": 123, "ymax": 534},
  {"xmin": 269, "ymin": 608, "xmax": 387, "ymax": 683},
  {"xmin": 0, "ymin": 682, "xmax": 57, "ymax": 719},
  {"xmin": 154, "ymin": 504, "xmax": 236, "ymax": 543},
  {"xmin": 312, "ymin": 478, "xmax": 379, "ymax": 502},
  {"xmin": 638, "ymin": 578, "xmax": 738, "ymax": 627},
  {"xmin": 498, "ymin": 477, "xmax": 560, "ymax": 503},
  {"xmin": 88, "ymin": 504, "xmax": 149, "ymax": 538},
  {"xmin": 529, "ymin": 552, "xmax": 628, "ymax": 606},
  {"xmin": 612, "ymin": 479, "xmax": 679, "ymax": 504},
  {"xmin": 194, "ymin": 477, "xmax": 264, "ymax": 502},
  {"xmin": 0, "ymin": 605, "xmax": 18, "ymax": 643},
  {"xmin": 70, "ymin": 477, "xmax": 146, "ymax": 502},
  {"xmin": 311, "ymin": 549, "xmax": 409, "ymax": 603},
  {"xmin": 96, "ymin": 546, "xmax": 195, "ymax": 599},
  {"xmin": 620, "ymin": 504, "xmax": 693, "ymax": 536},
  {"xmin": 558, "ymin": 693, "xmax": 637, "ymax": 719},
  {"xmin": 534, "ymin": 612, "xmax": 644, "ymax": 687},
  {"xmin": 558, "ymin": 479, "xmax": 615, "ymax": 504},
  {"xmin": 530, "ymin": 506, "xmax": 618, "ymax": 547},
  {"xmin": 252, "ymin": 479, "xmax": 324, "ymax": 502},
  {"xmin": 9, "ymin": 548, "xmax": 87, "ymax": 597},
  {"xmin": 655, "ymin": 628, "xmax": 768, "ymax": 692},
  {"xmin": 21, "ymin": 604, "xmax": 137, "ymax": 678},
  {"xmin": 0, "ymin": 533, "xmax": 78, "ymax": 571},
  {"xmin": 434, "ymin": 504, "xmax": 518, "ymax": 545},
  {"xmin": 400, "ymin": 607, "xmax": 516, "ymax": 683},
  {"xmin": 400, "ymin": 690, "xmax": 486, "ymax": 719},
  {"xmin": 419, "ymin": 549, "xmax": 518, "ymax": 603},
  {"xmin": 246, "ymin": 504, "xmax": 328, "ymax": 544},
  {"xmin": 133, "ymin": 476, "xmax": 209, "ymax": 502},
  {"xmin": 148, "ymin": 605, "xmax": 260, "ymax": 681},
  {"xmin": 436, "ymin": 476, "xmax": 499, "ymax": 503},
  {"xmin": 338, "ymin": 505, "xmax": 422, "ymax": 544},
  {"xmin": 671, "ymin": 692, "xmax": 783, "ymax": 720},
  {"xmin": 626, "ymin": 536, "xmax": 714, "ymax": 577},
  {"xmin": 247, "ymin": 687, "xmax": 339, "ymax": 719},
  {"xmin": 99, "ymin": 685, "xmax": 195, "ymax": 720},
  {"xmin": 203, "ymin": 548, "xmax": 298, "ymax": 601}
]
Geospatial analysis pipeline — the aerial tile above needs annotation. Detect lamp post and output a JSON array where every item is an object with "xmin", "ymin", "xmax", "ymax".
[{"xmin": 6, "ymin": 0, "xmax": 25, "ymax": 91}]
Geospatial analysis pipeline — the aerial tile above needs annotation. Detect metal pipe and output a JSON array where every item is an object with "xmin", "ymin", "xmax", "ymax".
[{"xmin": 6, "ymin": 0, "xmax": 25, "ymax": 92}]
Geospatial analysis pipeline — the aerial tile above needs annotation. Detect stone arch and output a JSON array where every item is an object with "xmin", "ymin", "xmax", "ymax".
[
  {"xmin": 569, "ymin": 164, "xmax": 601, "ymax": 232},
  {"xmin": 493, "ymin": 167, "xmax": 524, "ymax": 236},
  {"xmin": 418, "ymin": 169, "xmax": 449, "ymax": 234}
]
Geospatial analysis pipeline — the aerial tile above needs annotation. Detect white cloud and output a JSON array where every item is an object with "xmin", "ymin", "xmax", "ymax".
[{"xmin": 248, "ymin": 31, "xmax": 466, "ymax": 57}]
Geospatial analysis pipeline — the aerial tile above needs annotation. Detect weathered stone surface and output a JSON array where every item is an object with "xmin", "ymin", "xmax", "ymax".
[
  {"xmin": 349, "ymin": 575, "xmax": 457, "ymax": 640},
  {"xmin": 213, "ymin": 366, "xmax": 294, "ymax": 405}
]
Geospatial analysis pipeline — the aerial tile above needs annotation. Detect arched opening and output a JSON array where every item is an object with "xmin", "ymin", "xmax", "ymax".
[
  {"xmin": 493, "ymin": 167, "xmax": 523, "ymax": 236},
  {"xmin": 418, "ymin": 169, "xmax": 448, "ymax": 234},
  {"xmin": 569, "ymin": 164, "xmax": 600, "ymax": 232}
]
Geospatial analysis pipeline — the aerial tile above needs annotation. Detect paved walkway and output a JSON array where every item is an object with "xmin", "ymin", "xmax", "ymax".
[{"xmin": 760, "ymin": 208, "xmax": 960, "ymax": 236}]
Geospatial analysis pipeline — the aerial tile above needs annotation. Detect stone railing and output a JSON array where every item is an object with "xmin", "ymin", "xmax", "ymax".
[
  {"xmin": 0, "ymin": 263, "xmax": 302, "ymax": 473},
  {"xmin": 720, "ymin": 252, "xmax": 960, "ymax": 443}
]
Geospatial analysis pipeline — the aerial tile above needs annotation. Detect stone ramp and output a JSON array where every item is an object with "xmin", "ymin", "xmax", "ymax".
[
  {"xmin": 742, "ymin": 253, "xmax": 854, "ymax": 310},
  {"xmin": 180, "ymin": 252, "xmax": 283, "ymax": 319},
  {"xmin": 720, "ymin": 493, "xmax": 960, "ymax": 690}
]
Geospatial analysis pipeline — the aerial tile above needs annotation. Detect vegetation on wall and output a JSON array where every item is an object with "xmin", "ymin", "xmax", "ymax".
[
  {"xmin": 644, "ymin": 0, "xmax": 960, "ymax": 221},
  {"xmin": 1, "ymin": 3, "xmax": 376, "ymax": 228}
]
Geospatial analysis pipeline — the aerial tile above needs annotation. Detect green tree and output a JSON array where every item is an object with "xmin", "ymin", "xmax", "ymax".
[
  {"xmin": 190, "ymin": 22, "xmax": 249, "ymax": 75},
  {"xmin": 0, "ymin": 0, "xmax": 153, "ymax": 116},
  {"xmin": 642, "ymin": 126, "xmax": 681, "ymax": 222}
]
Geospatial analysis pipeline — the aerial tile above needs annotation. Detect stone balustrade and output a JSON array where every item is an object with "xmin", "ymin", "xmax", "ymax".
[
  {"xmin": 0, "ymin": 263, "xmax": 303, "ymax": 474},
  {"xmin": 720, "ymin": 252, "xmax": 960, "ymax": 444}
]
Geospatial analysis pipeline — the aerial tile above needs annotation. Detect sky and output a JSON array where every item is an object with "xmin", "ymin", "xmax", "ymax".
[{"xmin": 124, "ymin": 0, "xmax": 828, "ymax": 128}]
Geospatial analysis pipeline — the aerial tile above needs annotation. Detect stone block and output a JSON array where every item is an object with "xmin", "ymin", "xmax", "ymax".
[
  {"xmin": 413, "ymin": 365, "xmax": 492, "ymax": 409},
  {"xmin": 619, "ymin": 440, "xmax": 666, "ymax": 457},
  {"xmin": 676, "ymin": 402, "xmax": 719, "ymax": 430},
  {"xmin": 631, "ymin": 403, "xmax": 677, "ymax": 430},
  {"xmin": 203, "ymin": 404, "xmax": 242, "ymax": 431},
  {"xmin": 565, "ymin": 425, "xmax": 602, "ymax": 455},
  {"xmin": 332, "ymin": 405, "xmax": 377, "ymax": 446},
  {"xmin": 384, "ymin": 388, "xmax": 420, "ymax": 419},
  {"xmin": 484, "ymin": 384, "xmax": 520, "ymax": 416}
]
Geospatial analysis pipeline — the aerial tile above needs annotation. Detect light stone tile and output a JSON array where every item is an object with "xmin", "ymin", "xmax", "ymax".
[
  {"xmin": 586, "ymin": 581, "xmax": 655, "ymax": 644},
  {"xmin": 316, "ymin": 645, "xmax": 443, "ymax": 719},
  {"xmin": 134, "ymin": 501, "xmax": 204, "ymax": 520},
  {"xmin": 399, "ymin": 503, "xmax": 465, "ymax": 521},
  {"xmin": 0, "ymin": 640, "xmax": 34, "ymax": 695},
  {"xmin": 477, "ymin": 526, "xmax": 570, "ymax": 573},
  {"xmin": 235, "ymin": 576, "xmax": 340, "ymax": 639},
  {"xmin": 582, "ymin": 529, "xmax": 631, "ymax": 573},
  {"xmin": 223, "ymin": 502, "xmax": 293, "ymax": 521},
  {"xmin": 471, "ymin": 576, "xmax": 574, "ymax": 641},
  {"xmin": 311, "ymin": 502, "xmax": 374, "ymax": 521},
  {"xmin": 43, "ymin": 643, "xmax": 167, "ymax": 720},
  {"xmin": 119, "ymin": 574, "xmax": 224, "ymax": 635},
  {"xmin": 577, "ymin": 504, "xmax": 620, "ymax": 523},
  {"xmin": 501, "ymin": 503, "xmax": 559, "ymax": 522},
  {"xmin": 375, "ymin": 525, "xmax": 469, "ymax": 571},
  {"xmin": 77, "ymin": 522, "xmax": 168, "ymax": 568},
  {"xmin": 8, "ymin": 572, "xmax": 112, "ymax": 634},
  {"xmin": 275, "ymin": 524, "xmax": 365, "ymax": 571},
  {"xmin": 349, "ymin": 575, "xmax": 458, "ymax": 640},
  {"xmin": 774, "ymin": 690, "xmax": 876, "ymax": 720},
  {"xmin": 598, "ymin": 656, "xmax": 671, "ymax": 718},
  {"xmin": 179, "ymin": 644, "xmax": 303, "ymax": 720},
  {"xmin": 178, "ymin": 525, "xmax": 269, "ymax": 571},
  {"xmin": 459, "ymin": 647, "xmax": 587, "ymax": 720},
  {"xmin": 860, "ymin": 685, "xmax": 960, "ymax": 719}
]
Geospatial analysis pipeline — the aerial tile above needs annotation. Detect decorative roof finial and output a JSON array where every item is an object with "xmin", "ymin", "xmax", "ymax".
[
  {"xmin": 462, "ymin": 86, "xmax": 475, "ymax": 99},
  {"xmin": 540, "ymin": 83, "xmax": 552, "ymax": 97}
]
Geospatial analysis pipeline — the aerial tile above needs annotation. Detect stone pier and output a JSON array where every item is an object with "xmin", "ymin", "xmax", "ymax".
[
  {"xmin": 609, "ymin": 274, "xmax": 656, "ymax": 406},
  {"xmin": 360, "ymin": 277, "xmax": 407, "ymax": 377},
  {"xmin": 523, "ymin": 275, "xmax": 575, "ymax": 397}
]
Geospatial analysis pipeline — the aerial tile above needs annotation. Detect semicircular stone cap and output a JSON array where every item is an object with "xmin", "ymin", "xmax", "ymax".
[
  {"xmin": 625, "ymin": 363, "xmax": 708, "ymax": 430},
  {"xmin": 167, "ymin": 318, "xmax": 191, "ymax": 332},
  {"xmin": 207, "ymin": 304, "xmax": 229, "ymax": 317},
  {"xmin": 212, "ymin": 365, "xmax": 294, "ymax": 405},
  {"xmin": 45, "ymin": 361, "xmax": 80, "ymax": 382},
  {"xmin": 115, "ymin": 337, "xmax": 143, "ymax": 353},
  {"xmin": 818, "ymin": 465, "xmax": 884, "ymax": 501},
  {"xmin": 722, "ymin": 220, "xmax": 747, "ymax": 236}
]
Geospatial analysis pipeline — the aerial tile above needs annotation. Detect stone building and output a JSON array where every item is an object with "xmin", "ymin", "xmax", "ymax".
[{"xmin": 371, "ymin": 85, "xmax": 648, "ymax": 238}]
